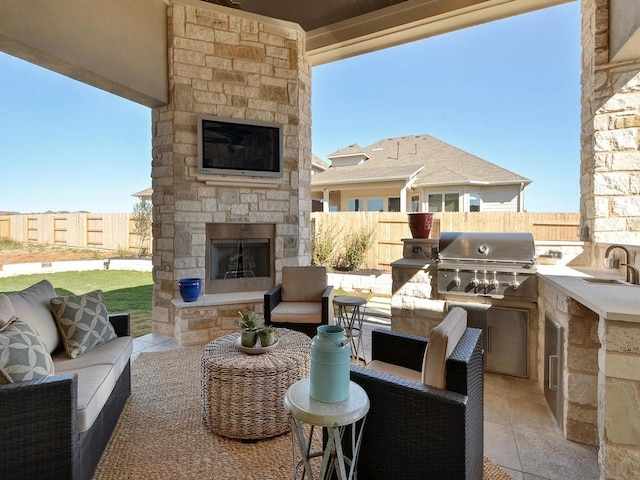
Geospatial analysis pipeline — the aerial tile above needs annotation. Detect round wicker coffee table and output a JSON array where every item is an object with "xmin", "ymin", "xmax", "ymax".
[{"xmin": 200, "ymin": 328, "xmax": 311, "ymax": 440}]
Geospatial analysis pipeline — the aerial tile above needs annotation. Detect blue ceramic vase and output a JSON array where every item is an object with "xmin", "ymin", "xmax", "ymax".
[
  {"xmin": 309, "ymin": 325, "xmax": 351, "ymax": 403},
  {"xmin": 178, "ymin": 278, "xmax": 202, "ymax": 302}
]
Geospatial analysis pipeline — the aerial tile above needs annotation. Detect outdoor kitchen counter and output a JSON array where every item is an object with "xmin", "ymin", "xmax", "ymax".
[{"xmin": 537, "ymin": 265, "xmax": 640, "ymax": 323}]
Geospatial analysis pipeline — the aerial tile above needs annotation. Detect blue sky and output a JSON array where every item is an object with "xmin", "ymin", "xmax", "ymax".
[{"xmin": 0, "ymin": 1, "xmax": 580, "ymax": 214}]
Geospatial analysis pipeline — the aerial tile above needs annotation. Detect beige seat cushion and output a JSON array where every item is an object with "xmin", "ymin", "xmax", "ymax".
[
  {"xmin": 281, "ymin": 266, "xmax": 327, "ymax": 302},
  {"xmin": 421, "ymin": 307, "xmax": 468, "ymax": 389},
  {"xmin": 366, "ymin": 359, "xmax": 422, "ymax": 383},
  {"xmin": 271, "ymin": 302, "xmax": 322, "ymax": 324},
  {"xmin": 54, "ymin": 336, "xmax": 133, "ymax": 432}
]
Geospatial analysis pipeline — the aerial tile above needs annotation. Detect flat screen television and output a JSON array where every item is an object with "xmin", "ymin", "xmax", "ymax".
[{"xmin": 197, "ymin": 115, "xmax": 283, "ymax": 178}]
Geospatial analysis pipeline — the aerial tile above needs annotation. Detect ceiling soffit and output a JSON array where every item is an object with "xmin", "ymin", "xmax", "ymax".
[
  {"xmin": 206, "ymin": 0, "xmax": 573, "ymax": 66},
  {"xmin": 305, "ymin": 0, "xmax": 573, "ymax": 65}
]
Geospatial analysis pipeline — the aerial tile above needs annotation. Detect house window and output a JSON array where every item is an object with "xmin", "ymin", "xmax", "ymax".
[
  {"xmin": 368, "ymin": 198, "xmax": 384, "ymax": 212},
  {"xmin": 388, "ymin": 197, "xmax": 401, "ymax": 212},
  {"xmin": 428, "ymin": 195, "xmax": 442, "ymax": 212},
  {"xmin": 470, "ymin": 193, "xmax": 480, "ymax": 212},
  {"xmin": 347, "ymin": 199, "xmax": 364, "ymax": 211},
  {"xmin": 411, "ymin": 195, "xmax": 420, "ymax": 212},
  {"xmin": 444, "ymin": 193, "xmax": 459, "ymax": 212},
  {"xmin": 428, "ymin": 193, "xmax": 460, "ymax": 212}
]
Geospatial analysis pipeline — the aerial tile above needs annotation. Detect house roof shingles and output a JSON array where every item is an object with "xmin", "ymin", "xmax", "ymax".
[{"xmin": 312, "ymin": 134, "xmax": 531, "ymax": 187}]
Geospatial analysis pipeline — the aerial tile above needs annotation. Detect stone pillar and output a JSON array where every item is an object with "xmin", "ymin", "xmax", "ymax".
[
  {"xmin": 150, "ymin": 1, "xmax": 311, "ymax": 337},
  {"xmin": 390, "ymin": 238, "xmax": 446, "ymax": 337},
  {"xmin": 580, "ymin": 0, "xmax": 640, "ymax": 245}
]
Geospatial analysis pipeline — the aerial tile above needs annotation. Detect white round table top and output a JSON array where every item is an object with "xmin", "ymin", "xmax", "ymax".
[
  {"xmin": 333, "ymin": 296, "xmax": 367, "ymax": 307},
  {"xmin": 284, "ymin": 378, "xmax": 369, "ymax": 427}
]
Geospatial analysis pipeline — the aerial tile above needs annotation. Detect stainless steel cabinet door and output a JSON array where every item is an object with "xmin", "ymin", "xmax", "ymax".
[{"xmin": 486, "ymin": 307, "xmax": 528, "ymax": 377}]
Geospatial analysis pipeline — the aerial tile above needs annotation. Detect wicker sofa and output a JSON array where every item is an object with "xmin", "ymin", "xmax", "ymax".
[
  {"xmin": 346, "ymin": 323, "xmax": 484, "ymax": 479},
  {"xmin": 0, "ymin": 280, "xmax": 133, "ymax": 480}
]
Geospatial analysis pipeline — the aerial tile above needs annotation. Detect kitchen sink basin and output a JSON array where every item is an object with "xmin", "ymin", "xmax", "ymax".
[{"xmin": 579, "ymin": 277, "xmax": 627, "ymax": 285}]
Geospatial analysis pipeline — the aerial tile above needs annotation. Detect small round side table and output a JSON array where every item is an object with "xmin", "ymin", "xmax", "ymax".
[
  {"xmin": 284, "ymin": 377, "xmax": 369, "ymax": 480},
  {"xmin": 333, "ymin": 296, "xmax": 367, "ymax": 364}
]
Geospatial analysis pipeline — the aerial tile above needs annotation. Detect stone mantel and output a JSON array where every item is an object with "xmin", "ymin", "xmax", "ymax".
[{"xmin": 172, "ymin": 290, "xmax": 266, "ymax": 346}]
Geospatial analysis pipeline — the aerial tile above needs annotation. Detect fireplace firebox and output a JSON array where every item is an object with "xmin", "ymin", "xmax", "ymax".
[{"xmin": 205, "ymin": 223, "xmax": 275, "ymax": 294}]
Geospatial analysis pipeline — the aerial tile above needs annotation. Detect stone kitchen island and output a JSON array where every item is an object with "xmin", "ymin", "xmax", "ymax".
[
  {"xmin": 537, "ymin": 265, "xmax": 640, "ymax": 480},
  {"xmin": 391, "ymin": 237, "xmax": 640, "ymax": 479}
]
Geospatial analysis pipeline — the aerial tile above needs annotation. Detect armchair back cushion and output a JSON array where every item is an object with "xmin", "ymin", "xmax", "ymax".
[
  {"xmin": 281, "ymin": 266, "xmax": 327, "ymax": 302},
  {"xmin": 0, "ymin": 294, "xmax": 16, "ymax": 328},
  {"xmin": 422, "ymin": 306, "xmax": 467, "ymax": 389},
  {"xmin": 7, "ymin": 280, "xmax": 60, "ymax": 353}
]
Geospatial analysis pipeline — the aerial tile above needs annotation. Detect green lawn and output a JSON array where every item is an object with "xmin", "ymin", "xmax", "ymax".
[{"xmin": 0, "ymin": 270, "xmax": 153, "ymax": 338}]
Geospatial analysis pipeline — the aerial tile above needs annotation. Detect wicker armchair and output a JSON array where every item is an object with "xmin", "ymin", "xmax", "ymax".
[
  {"xmin": 0, "ymin": 313, "xmax": 131, "ymax": 480},
  {"xmin": 345, "ymin": 327, "xmax": 484, "ymax": 480},
  {"xmin": 264, "ymin": 266, "xmax": 334, "ymax": 338}
]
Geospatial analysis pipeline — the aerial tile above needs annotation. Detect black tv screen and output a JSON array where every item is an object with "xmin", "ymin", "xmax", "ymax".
[{"xmin": 197, "ymin": 115, "xmax": 283, "ymax": 178}]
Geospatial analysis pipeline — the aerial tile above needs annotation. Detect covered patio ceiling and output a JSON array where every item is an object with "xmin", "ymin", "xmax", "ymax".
[
  {"xmin": 205, "ymin": 0, "xmax": 573, "ymax": 65},
  {"xmin": 0, "ymin": 0, "xmax": 573, "ymax": 107}
]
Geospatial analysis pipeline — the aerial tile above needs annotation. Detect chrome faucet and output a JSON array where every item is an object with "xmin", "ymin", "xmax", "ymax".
[
  {"xmin": 621, "ymin": 263, "xmax": 640, "ymax": 285},
  {"xmin": 604, "ymin": 244, "xmax": 639, "ymax": 284}
]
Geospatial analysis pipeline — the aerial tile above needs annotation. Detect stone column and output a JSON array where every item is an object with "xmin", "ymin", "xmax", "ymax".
[
  {"xmin": 580, "ymin": 0, "xmax": 640, "ymax": 245},
  {"xmin": 150, "ymin": 1, "xmax": 312, "ymax": 337}
]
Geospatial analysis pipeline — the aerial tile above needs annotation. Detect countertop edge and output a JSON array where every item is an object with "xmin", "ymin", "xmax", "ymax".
[{"xmin": 537, "ymin": 266, "xmax": 640, "ymax": 323}]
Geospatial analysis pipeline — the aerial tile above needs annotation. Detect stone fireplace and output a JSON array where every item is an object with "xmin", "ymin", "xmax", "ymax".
[
  {"xmin": 205, "ymin": 223, "xmax": 274, "ymax": 294},
  {"xmin": 151, "ymin": 2, "xmax": 312, "ymax": 346}
]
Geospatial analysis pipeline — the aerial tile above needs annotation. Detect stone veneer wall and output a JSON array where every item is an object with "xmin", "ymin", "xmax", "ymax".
[
  {"xmin": 537, "ymin": 281, "xmax": 600, "ymax": 446},
  {"xmin": 581, "ymin": 2, "xmax": 640, "ymax": 477},
  {"xmin": 581, "ymin": 0, "xmax": 640, "ymax": 245},
  {"xmin": 150, "ymin": 1, "xmax": 312, "ymax": 340},
  {"xmin": 390, "ymin": 239, "xmax": 446, "ymax": 337}
]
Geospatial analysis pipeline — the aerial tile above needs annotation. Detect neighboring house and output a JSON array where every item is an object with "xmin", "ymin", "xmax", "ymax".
[
  {"xmin": 132, "ymin": 188, "xmax": 153, "ymax": 203},
  {"xmin": 311, "ymin": 154, "xmax": 330, "ymax": 211},
  {"xmin": 311, "ymin": 134, "xmax": 531, "ymax": 213},
  {"xmin": 312, "ymin": 153, "xmax": 330, "ymax": 175}
]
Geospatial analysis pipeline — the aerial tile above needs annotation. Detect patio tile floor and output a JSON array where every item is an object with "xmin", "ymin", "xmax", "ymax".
[{"xmin": 133, "ymin": 321, "xmax": 599, "ymax": 480}]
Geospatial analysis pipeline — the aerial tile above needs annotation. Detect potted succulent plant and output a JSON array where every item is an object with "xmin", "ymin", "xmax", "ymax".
[
  {"xmin": 235, "ymin": 311, "xmax": 265, "ymax": 347},
  {"xmin": 258, "ymin": 325, "xmax": 279, "ymax": 347}
]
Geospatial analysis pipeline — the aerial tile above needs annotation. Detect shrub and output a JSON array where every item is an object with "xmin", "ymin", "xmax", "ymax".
[
  {"xmin": 334, "ymin": 227, "xmax": 375, "ymax": 271},
  {"xmin": 116, "ymin": 244, "xmax": 129, "ymax": 258},
  {"xmin": 312, "ymin": 224, "xmax": 341, "ymax": 267},
  {"xmin": 131, "ymin": 199, "xmax": 152, "ymax": 257}
]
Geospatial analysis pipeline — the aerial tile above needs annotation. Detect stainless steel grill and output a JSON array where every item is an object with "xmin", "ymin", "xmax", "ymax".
[
  {"xmin": 437, "ymin": 232, "xmax": 537, "ymax": 302},
  {"xmin": 437, "ymin": 232, "xmax": 538, "ymax": 378}
]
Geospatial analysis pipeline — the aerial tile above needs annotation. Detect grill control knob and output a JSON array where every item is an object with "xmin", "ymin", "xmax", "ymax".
[
  {"xmin": 452, "ymin": 269, "xmax": 461, "ymax": 287},
  {"xmin": 470, "ymin": 271, "xmax": 480, "ymax": 289},
  {"xmin": 490, "ymin": 272, "xmax": 500, "ymax": 290},
  {"xmin": 480, "ymin": 272, "xmax": 489, "ymax": 289},
  {"xmin": 509, "ymin": 273, "xmax": 521, "ymax": 290}
]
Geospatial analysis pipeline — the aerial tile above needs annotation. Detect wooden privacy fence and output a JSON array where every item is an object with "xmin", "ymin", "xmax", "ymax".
[
  {"xmin": 1, "ymin": 211, "xmax": 579, "ymax": 269},
  {"xmin": 311, "ymin": 212, "xmax": 581, "ymax": 271},
  {"xmin": 0, "ymin": 213, "xmax": 151, "ymax": 255}
]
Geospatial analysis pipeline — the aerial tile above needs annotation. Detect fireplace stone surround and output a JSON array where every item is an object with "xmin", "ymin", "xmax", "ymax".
[{"xmin": 151, "ymin": 3, "xmax": 312, "ymax": 346}]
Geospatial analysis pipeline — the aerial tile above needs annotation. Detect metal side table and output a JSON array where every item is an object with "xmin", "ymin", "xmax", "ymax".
[
  {"xmin": 284, "ymin": 378, "xmax": 369, "ymax": 480},
  {"xmin": 333, "ymin": 296, "xmax": 367, "ymax": 364}
]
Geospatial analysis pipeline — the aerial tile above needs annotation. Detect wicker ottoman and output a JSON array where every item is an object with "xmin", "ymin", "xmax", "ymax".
[{"xmin": 200, "ymin": 328, "xmax": 311, "ymax": 440}]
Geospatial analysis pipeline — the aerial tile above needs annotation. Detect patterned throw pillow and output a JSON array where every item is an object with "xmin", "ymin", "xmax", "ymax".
[
  {"xmin": 0, "ymin": 317, "xmax": 56, "ymax": 384},
  {"xmin": 50, "ymin": 290, "xmax": 117, "ymax": 359}
]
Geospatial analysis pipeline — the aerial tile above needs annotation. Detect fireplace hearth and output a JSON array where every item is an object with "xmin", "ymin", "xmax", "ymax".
[{"xmin": 205, "ymin": 223, "xmax": 275, "ymax": 294}]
